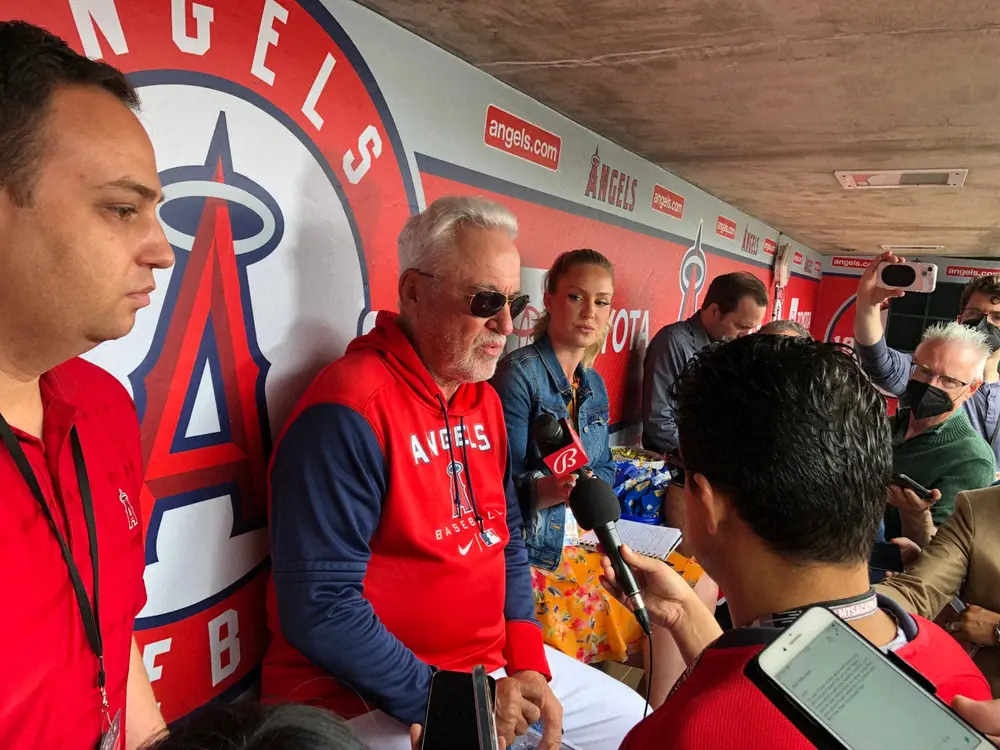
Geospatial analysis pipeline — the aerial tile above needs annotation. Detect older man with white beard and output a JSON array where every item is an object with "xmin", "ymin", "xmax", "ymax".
[{"xmin": 261, "ymin": 196, "xmax": 645, "ymax": 750}]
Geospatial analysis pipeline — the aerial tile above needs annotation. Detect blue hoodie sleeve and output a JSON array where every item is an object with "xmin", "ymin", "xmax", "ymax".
[
  {"xmin": 500, "ymin": 443, "xmax": 550, "ymax": 677},
  {"xmin": 269, "ymin": 403, "xmax": 434, "ymax": 725},
  {"xmin": 855, "ymin": 336, "xmax": 911, "ymax": 396}
]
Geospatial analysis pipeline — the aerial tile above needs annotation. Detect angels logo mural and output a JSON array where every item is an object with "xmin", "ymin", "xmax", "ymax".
[
  {"xmin": 507, "ymin": 266, "xmax": 547, "ymax": 353},
  {"xmin": 678, "ymin": 219, "xmax": 708, "ymax": 321},
  {"xmin": 23, "ymin": 0, "xmax": 416, "ymax": 721}
]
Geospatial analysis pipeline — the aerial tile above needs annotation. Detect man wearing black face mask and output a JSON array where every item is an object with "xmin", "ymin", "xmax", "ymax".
[
  {"xmin": 879, "ymin": 323, "xmax": 995, "ymax": 545},
  {"xmin": 855, "ymin": 251, "xmax": 1000, "ymax": 471}
]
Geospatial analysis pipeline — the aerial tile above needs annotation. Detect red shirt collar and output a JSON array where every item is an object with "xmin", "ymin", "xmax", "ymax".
[{"xmin": 10, "ymin": 367, "xmax": 84, "ymax": 462}]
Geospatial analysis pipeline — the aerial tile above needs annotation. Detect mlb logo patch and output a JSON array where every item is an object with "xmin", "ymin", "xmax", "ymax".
[{"xmin": 480, "ymin": 529, "xmax": 502, "ymax": 547}]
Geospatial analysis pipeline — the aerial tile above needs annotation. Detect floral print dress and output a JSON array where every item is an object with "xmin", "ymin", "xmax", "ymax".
[{"xmin": 532, "ymin": 548, "xmax": 705, "ymax": 664}]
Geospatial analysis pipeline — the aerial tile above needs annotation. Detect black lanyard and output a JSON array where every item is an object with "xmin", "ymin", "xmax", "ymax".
[
  {"xmin": 754, "ymin": 588, "xmax": 879, "ymax": 630},
  {"xmin": 0, "ymin": 413, "xmax": 109, "ymax": 723}
]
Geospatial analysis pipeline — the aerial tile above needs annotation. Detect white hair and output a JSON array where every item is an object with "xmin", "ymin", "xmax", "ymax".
[
  {"xmin": 397, "ymin": 196, "xmax": 518, "ymax": 275},
  {"xmin": 919, "ymin": 321, "xmax": 990, "ymax": 380}
]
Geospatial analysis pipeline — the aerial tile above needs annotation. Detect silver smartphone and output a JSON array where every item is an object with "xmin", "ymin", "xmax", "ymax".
[
  {"xmin": 748, "ymin": 606, "xmax": 991, "ymax": 750},
  {"xmin": 875, "ymin": 261, "xmax": 938, "ymax": 293},
  {"xmin": 472, "ymin": 665, "xmax": 498, "ymax": 750}
]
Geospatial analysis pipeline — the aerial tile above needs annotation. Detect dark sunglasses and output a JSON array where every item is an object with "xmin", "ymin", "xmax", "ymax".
[
  {"xmin": 664, "ymin": 455, "xmax": 686, "ymax": 487},
  {"xmin": 416, "ymin": 271, "xmax": 530, "ymax": 319}
]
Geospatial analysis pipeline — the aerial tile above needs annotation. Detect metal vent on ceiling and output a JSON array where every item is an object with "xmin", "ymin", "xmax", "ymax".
[
  {"xmin": 835, "ymin": 169, "xmax": 967, "ymax": 189},
  {"xmin": 881, "ymin": 244, "xmax": 945, "ymax": 252}
]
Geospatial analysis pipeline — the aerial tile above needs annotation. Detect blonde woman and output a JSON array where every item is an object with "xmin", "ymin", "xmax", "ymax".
[
  {"xmin": 493, "ymin": 248, "xmax": 639, "ymax": 666},
  {"xmin": 494, "ymin": 250, "xmax": 716, "ymax": 701}
]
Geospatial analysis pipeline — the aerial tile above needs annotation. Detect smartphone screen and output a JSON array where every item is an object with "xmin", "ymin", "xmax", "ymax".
[
  {"xmin": 766, "ymin": 614, "xmax": 988, "ymax": 749},
  {"xmin": 422, "ymin": 671, "xmax": 495, "ymax": 750}
]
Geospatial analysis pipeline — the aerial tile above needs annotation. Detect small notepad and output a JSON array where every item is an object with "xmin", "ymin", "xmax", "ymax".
[{"xmin": 577, "ymin": 519, "xmax": 682, "ymax": 561}]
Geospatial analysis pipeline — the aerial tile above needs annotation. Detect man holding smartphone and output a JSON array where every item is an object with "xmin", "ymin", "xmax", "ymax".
[
  {"xmin": 601, "ymin": 336, "xmax": 990, "ymax": 750},
  {"xmin": 855, "ymin": 250, "xmax": 1000, "ymax": 468},
  {"xmin": 862, "ymin": 318, "xmax": 994, "ymax": 543}
]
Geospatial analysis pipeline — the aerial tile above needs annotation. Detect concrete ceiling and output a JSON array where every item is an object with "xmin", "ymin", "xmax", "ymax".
[{"xmin": 357, "ymin": 0, "xmax": 1000, "ymax": 256}]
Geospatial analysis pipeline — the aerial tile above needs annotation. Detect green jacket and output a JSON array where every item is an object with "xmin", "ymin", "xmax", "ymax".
[{"xmin": 887, "ymin": 408, "xmax": 996, "ymax": 539}]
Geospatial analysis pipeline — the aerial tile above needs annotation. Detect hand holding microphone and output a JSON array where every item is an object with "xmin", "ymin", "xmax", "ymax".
[
  {"xmin": 597, "ymin": 529, "xmax": 724, "ymax": 665},
  {"xmin": 531, "ymin": 415, "xmax": 652, "ymax": 633},
  {"xmin": 534, "ymin": 474, "xmax": 577, "ymax": 509},
  {"xmin": 531, "ymin": 414, "xmax": 590, "ymax": 478},
  {"xmin": 599, "ymin": 542, "xmax": 699, "ymax": 632},
  {"xmin": 578, "ymin": 473, "xmax": 724, "ymax": 660},
  {"xmin": 531, "ymin": 413, "xmax": 591, "ymax": 509},
  {"xmin": 567, "ymin": 475, "xmax": 653, "ymax": 637}
]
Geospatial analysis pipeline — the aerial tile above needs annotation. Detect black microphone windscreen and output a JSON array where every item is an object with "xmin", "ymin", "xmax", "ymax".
[
  {"xmin": 568, "ymin": 476, "xmax": 621, "ymax": 531},
  {"xmin": 531, "ymin": 413, "xmax": 564, "ymax": 450}
]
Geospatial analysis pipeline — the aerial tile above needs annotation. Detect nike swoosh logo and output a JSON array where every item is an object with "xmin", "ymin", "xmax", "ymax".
[{"xmin": 458, "ymin": 541, "xmax": 474, "ymax": 556}]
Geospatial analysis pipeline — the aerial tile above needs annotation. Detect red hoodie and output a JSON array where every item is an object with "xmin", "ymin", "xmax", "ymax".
[{"xmin": 261, "ymin": 312, "xmax": 549, "ymax": 724}]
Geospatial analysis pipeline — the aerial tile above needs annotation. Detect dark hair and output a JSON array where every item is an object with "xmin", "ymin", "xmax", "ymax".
[
  {"xmin": 674, "ymin": 336, "xmax": 890, "ymax": 564},
  {"xmin": 0, "ymin": 20, "xmax": 138, "ymax": 205},
  {"xmin": 960, "ymin": 274, "xmax": 1000, "ymax": 311},
  {"xmin": 533, "ymin": 248, "xmax": 615, "ymax": 367},
  {"xmin": 758, "ymin": 319, "xmax": 812, "ymax": 338},
  {"xmin": 700, "ymin": 271, "xmax": 768, "ymax": 315},
  {"xmin": 141, "ymin": 703, "xmax": 368, "ymax": 750}
]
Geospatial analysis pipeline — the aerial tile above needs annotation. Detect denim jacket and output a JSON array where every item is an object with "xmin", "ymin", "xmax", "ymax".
[{"xmin": 491, "ymin": 335, "xmax": 616, "ymax": 571}]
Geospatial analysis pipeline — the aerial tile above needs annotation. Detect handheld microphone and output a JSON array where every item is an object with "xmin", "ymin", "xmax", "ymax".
[
  {"xmin": 532, "ymin": 413, "xmax": 589, "ymax": 478},
  {"xmin": 569, "ymin": 475, "xmax": 653, "ymax": 636}
]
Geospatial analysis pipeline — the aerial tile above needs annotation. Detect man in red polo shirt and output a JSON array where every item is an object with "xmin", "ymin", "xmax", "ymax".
[
  {"xmin": 0, "ymin": 21, "xmax": 175, "ymax": 750},
  {"xmin": 605, "ymin": 336, "xmax": 991, "ymax": 749}
]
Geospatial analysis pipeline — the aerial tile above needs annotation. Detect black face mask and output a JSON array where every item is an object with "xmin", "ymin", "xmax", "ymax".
[
  {"xmin": 963, "ymin": 315, "xmax": 1000, "ymax": 354},
  {"xmin": 904, "ymin": 379, "xmax": 954, "ymax": 420}
]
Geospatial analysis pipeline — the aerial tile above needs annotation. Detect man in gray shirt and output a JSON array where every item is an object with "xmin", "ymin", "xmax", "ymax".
[
  {"xmin": 853, "ymin": 251, "xmax": 1000, "ymax": 473},
  {"xmin": 642, "ymin": 272, "xmax": 769, "ymax": 455}
]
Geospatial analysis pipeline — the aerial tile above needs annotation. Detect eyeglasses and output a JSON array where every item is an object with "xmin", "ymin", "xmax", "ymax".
[
  {"xmin": 960, "ymin": 308, "xmax": 1000, "ymax": 327},
  {"xmin": 910, "ymin": 362, "xmax": 970, "ymax": 392},
  {"xmin": 416, "ymin": 271, "xmax": 530, "ymax": 319},
  {"xmin": 664, "ymin": 455, "xmax": 686, "ymax": 488}
]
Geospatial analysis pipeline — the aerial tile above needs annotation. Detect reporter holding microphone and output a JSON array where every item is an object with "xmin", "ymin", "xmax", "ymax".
[{"xmin": 600, "ymin": 335, "xmax": 989, "ymax": 750}]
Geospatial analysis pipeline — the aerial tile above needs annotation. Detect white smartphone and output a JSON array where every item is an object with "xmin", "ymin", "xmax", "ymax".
[
  {"xmin": 747, "ymin": 606, "xmax": 991, "ymax": 750},
  {"xmin": 875, "ymin": 261, "xmax": 938, "ymax": 293}
]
